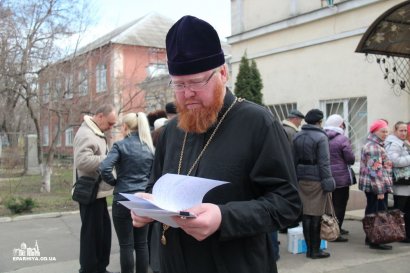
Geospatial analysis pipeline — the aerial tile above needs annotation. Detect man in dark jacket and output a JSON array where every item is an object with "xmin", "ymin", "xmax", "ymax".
[{"xmin": 131, "ymin": 15, "xmax": 302, "ymax": 273}]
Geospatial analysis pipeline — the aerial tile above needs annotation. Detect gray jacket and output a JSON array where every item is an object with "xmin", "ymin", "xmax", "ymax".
[
  {"xmin": 293, "ymin": 124, "xmax": 335, "ymax": 191},
  {"xmin": 73, "ymin": 115, "xmax": 114, "ymax": 199},
  {"xmin": 385, "ymin": 134, "xmax": 410, "ymax": 168},
  {"xmin": 385, "ymin": 134, "xmax": 410, "ymax": 196}
]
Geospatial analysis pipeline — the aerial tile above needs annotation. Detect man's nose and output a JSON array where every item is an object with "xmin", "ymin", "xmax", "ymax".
[{"xmin": 183, "ymin": 88, "xmax": 196, "ymax": 98}]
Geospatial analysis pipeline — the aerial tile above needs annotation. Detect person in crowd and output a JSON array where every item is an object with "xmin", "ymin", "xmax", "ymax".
[
  {"xmin": 130, "ymin": 15, "xmax": 302, "ymax": 273},
  {"xmin": 147, "ymin": 110, "xmax": 167, "ymax": 131},
  {"xmin": 282, "ymin": 109, "xmax": 305, "ymax": 145},
  {"xmin": 293, "ymin": 108, "xmax": 334, "ymax": 259},
  {"xmin": 324, "ymin": 114, "xmax": 355, "ymax": 242},
  {"xmin": 148, "ymin": 102, "xmax": 178, "ymax": 273},
  {"xmin": 279, "ymin": 109, "xmax": 305, "ymax": 235},
  {"xmin": 406, "ymin": 122, "xmax": 410, "ymax": 145},
  {"xmin": 165, "ymin": 101, "xmax": 177, "ymax": 120},
  {"xmin": 385, "ymin": 121, "xmax": 410, "ymax": 243},
  {"xmin": 99, "ymin": 112, "xmax": 154, "ymax": 273},
  {"xmin": 73, "ymin": 104, "xmax": 118, "ymax": 273},
  {"xmin": 359, "ymin": 119, "xmax": 393, "ymax": 250}
]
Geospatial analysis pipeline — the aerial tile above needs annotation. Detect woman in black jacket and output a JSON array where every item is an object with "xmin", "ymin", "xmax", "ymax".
[
  {"xmin": 100, "ymin": 112, "xmax": 154, "ymax": 273},
  {"xmin": 293, "ymin": 109, "xmax": 335, "ymax": 259}
]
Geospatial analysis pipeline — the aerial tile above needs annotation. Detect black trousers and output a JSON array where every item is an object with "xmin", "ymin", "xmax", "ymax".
[
  {"xmin": 394, "ymin": 195, "xmax": 410, "ymax": 240},
  {"xmin": 79, "ymin": 198, "xmax": 112, "ymax": 273},
  {"xmin": 364, "ymin": 192, "xmax": 388, "ymax": 215},
  {"xmin": 332, "ymin": 186, "xmax": 349, "ymax": 229}
]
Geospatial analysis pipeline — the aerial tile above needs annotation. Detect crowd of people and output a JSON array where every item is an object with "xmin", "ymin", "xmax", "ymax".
[{"xmin": 72, "ymin": 14, "xmax": 410, "ymax": 273}]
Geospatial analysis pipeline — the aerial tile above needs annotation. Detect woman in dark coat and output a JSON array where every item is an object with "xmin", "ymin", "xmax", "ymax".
[
  {"xmin": 293, "ymin": 109, "xmax": 335, "ymax": 259},
  {"xmin": 324, "ymin": 114, "xmax": 355, "ymax": 242}
]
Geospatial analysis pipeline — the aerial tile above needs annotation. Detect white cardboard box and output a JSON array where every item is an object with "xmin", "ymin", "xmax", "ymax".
[{"xmin": 287, "ymin": 226, "xmax": 327, "ymax": 254}]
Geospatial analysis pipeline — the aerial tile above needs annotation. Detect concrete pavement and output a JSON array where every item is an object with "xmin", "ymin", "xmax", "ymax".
[{"xmin": 1, "ymin": 209, "xmax": 410, "ymax": 273}]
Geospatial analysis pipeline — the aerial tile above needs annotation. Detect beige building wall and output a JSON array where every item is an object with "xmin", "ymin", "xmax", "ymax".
[{"xmin": 229, "ymin": 0, "xmax": 410, "ymax": 130}]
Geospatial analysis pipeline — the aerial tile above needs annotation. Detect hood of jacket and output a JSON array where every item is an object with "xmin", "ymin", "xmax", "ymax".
[
  {"xmin": 84, "ymin": 115, "xmax": 105, "ymax": 138},
  {"xmin": 325, "ymin": 129, "xmax": 341, "ymax": 140},
  {"xmin": 282, "ymin": 119, "xmax": 299, "ymax": 132},
  {"xmin": 385, "ymin": 134, "xmax": 403, "ymax": 147}
]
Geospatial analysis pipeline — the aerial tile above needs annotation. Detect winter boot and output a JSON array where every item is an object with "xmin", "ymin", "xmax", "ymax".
[
  {"xmin": 310, "ymin": 216, "xmax": 330, "ymax": 259},
  {"xmin": 302, "ymin": 215, "xmax": 312, "ymax": 258}
]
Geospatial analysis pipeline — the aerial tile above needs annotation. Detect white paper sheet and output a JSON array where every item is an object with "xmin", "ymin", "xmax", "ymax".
[{"xmin": 119, "ymin": 173, "xmax": 228, "ymax": 227}]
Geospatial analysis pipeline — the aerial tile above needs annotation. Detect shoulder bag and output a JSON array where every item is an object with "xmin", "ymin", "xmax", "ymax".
[
  {"xmin": 72, "ymin": 170, "xmax": 101, "ymax": 205},
  {"xmin": 348, "ymin": 165, "xmax": 357, "ymax": 185},
  {"xmin": 362, "ymin": 202, "xmax": 405, "ymax": 244},
  {"xmin": 320, "ymin": 193, "xmax": 340, "ymax": 241}
]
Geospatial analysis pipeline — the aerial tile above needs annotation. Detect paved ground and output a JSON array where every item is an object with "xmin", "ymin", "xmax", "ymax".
[{"xmin": 0, "ymin": 209, "xmax": 410, "ymax": 273}]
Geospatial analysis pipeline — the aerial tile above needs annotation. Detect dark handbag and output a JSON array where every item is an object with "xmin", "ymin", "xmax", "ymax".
[
  {"xmin": 320, "ymin": 193, "xmax": 340, "ymax": 241},
  {"xmin": 348, "ymin": 166, "xmax": 357, "ymax": 185},
  {"xmin": 72, "ymin": 171, "xmax": 101, "ymax": 205},
  {"xmin": 392, "ymin": 168, "xmax": 410, "ymax": 185},
  {"xmin": 362, "ymin": 203, "xmax": 406, "ymax": 244}
]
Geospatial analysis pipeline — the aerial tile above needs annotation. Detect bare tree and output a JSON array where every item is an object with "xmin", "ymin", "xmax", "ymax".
[{"xmin": 0, "ymin": 0, "xmax": 93, "ymax": 192}]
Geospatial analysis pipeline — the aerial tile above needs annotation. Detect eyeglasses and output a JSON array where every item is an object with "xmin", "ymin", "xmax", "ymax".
[{"xmin": 169, "ymin": 70, "xmax": 217, "ymax": 92}]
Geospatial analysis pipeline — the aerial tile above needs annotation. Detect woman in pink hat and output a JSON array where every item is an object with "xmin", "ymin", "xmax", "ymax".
[{"xmin": 359, "ymin": 119, "xmax": 393, "ymax": 250}]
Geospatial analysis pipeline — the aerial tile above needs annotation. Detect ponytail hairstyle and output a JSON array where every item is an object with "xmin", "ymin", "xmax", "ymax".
[{"xmin": 122, "ymin": 112, "xmax": 155, "ymax": 154}]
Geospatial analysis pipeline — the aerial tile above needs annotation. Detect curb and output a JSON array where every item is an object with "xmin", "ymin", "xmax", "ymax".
[
  {"xmin": 0, "ymin": 210, "xmax": 79, "ymax": 223},
  {"xmin": 0, "ymin": 206, "xmax": 113, "ymax": 223},
  {"xmin": 345, "ymin": 209, "xmax": 364, "ymax": 221}
]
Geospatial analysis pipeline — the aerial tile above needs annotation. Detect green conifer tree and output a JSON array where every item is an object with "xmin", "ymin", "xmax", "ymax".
[
  {"xmin": 250, "ymin": 59, "xmax": 263, "ymax": 105},
  {"xmin": 234, "ymin": 52, "xmax": 264, "ymax": 105}
]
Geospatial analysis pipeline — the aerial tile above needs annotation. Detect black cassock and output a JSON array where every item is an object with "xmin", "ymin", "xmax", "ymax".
[{"xmin": 147, "ymin": 90, "xmax": 302, "ymax": 273}]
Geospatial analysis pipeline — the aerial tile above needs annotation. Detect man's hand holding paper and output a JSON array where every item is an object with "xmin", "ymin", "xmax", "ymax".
[
  {"xmin": 173, "ymin": 203, "xmax": 222, "ymax": 241},
  {"xmin": 122, "ymin": 173, "xmax": 228, "ymax": 228}
]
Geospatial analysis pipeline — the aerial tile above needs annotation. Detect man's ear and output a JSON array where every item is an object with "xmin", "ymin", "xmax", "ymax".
[{"xmin": 219, "ymin": 64, "xmax": 228, "ymax": 84}]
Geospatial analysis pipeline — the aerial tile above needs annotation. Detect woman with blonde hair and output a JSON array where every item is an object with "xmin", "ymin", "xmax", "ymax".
[
  {"xmin": 385, "ymin": 121, "xmax": 410, "ymax": 243},
  {"xmin": 100, "ymin": 112, "xmax": 154, "ymax": 273}
]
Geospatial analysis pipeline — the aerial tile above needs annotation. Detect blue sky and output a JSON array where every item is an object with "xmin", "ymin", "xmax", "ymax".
[{"xmin": 85, "ymin": 0, "xmax": 231, "ymax": 43}]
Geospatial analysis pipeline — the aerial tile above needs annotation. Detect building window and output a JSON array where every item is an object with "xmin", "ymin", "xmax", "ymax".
[
  {"xmin": 96, "ymin": 64, "xmax": 107, "ymax": 93},
  {"xmin": 320, "ymin": 96, "xmax": 368, "ymax": 160},
  {"xmin": 64, "ymin": 75, "xmax": 73, "ymax": 99},
  {"xmin": 65, "ymin": 127, "xmax": 74, "ymax": 147},
  {"xmin": 146, "ymin": 63, "xmax": 168, "ymax": 78},
  {"xmin": 79, "ymin": 69, "xmax": 88, "ymax": 96},
  {"xmin": 53, "ymin": 80, "xmax": 62, "ymax": 101},
  {"xmin": 43, "ymin": 82, "xmax": 49, "ymax": 104},
  {"xmin": 42, "ymin": 126, "xmax": 49, "ymax": 146},
  {"xmin": 267, "ymin": 103, "xmax": 297, "ymax": 121}
]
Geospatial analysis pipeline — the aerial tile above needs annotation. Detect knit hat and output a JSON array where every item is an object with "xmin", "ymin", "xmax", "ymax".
[
  {"xmin": 166, "ymin": 15, "xmax": 225, "ymax": 75},
  {"xmin": 324, "ymin": 114, "xmax": 344, "ymax": 128},
  {"xmin": 369, "ymin": 119, "xmax": 388, "ymax": 133},
  {"xmin": 304, "ymin": 109, "xmax": 324, "ymax": 124},
  {"xmin": 287, "ymin": 109, "xmax": 305, "ymax": 119}
]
